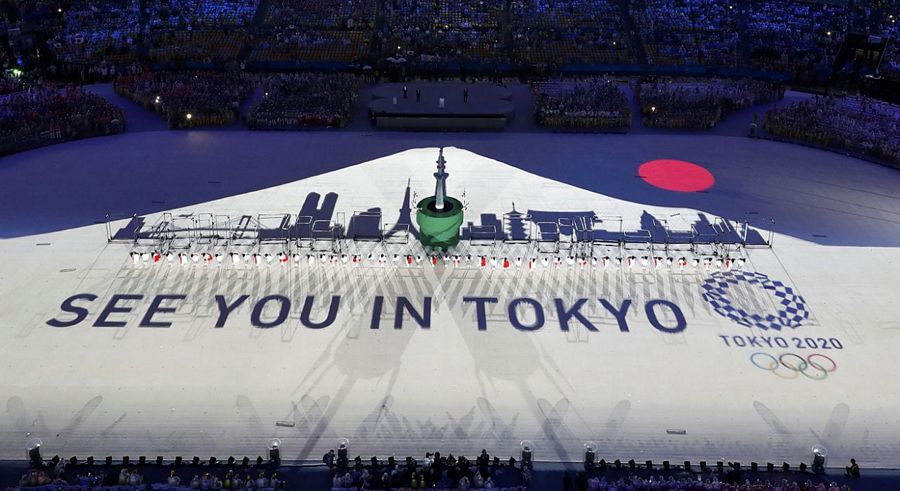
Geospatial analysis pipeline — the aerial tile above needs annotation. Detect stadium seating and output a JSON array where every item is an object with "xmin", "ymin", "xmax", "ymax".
[
  {"xmin": 0, "ymin": 85, "xmax": 125, "ymax": 156},
  {"xmin": 532, "ymin": 79, "xmax": 632, "ymax": 130},
  {"xmin": 247, "ymin": 73, "xmax": 362, "ymax": 129},
  {"xmin": 763, "ymin": 95, "xmax": 900, "ymax": 167}
]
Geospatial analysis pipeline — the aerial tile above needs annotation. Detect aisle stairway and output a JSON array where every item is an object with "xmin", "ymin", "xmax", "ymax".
[
  {"xmin": 235, "ymin": 0, "xmax": 272, "ymax": 64},
  {"xmin": 616, "ymin": 0, "xmax": 648, "ymax": 65}
]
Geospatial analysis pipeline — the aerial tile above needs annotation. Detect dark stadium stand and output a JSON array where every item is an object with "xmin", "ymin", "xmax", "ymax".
[{"xmin": 5, "ymin": 457, "xmax": 900, "ymax": 490}]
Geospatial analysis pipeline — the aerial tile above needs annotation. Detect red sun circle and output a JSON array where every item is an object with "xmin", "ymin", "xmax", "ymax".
[{"xmin": 639, "ymin": 159, "xmax": 715, "ymax": 192}]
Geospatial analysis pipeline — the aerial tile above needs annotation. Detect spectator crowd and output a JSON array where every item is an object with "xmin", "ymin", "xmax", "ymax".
[
  {"xmin": 637, "ymin": 78, "xmax": 784, "ymax": 129},
  {"xmin": 5, "ymin": 451, "xmax": 869, "ymax": 491},
  {"xmin": 248, "ymin": 73, "xmax": 361, "ymax": 129},
  {"xmin": 142, "ymin": 0, "xmax": 260, "ymax": 68},
  {"xmin": 745, "ymin": 0, "xmax": 851, "ymax": 83},
  {"xmin": 0, "ymin": 72, "xmax": 23, "ymax": 95},
  {"xmin": 248, "ymin": 0, "xmax": 375, "ymax": 67},
  {"xmin": 325, "ymin": 448, "xmax": 528, "ymax": 490},
  {"xmin": 0, "ymin": 0, "xmax": 897, "ymax": 166},
  {"xmin": 147, "ymin": 29, "xmax": 250, "ymax": 66},
  {"xmin": 0, "ymin": 85, "xmax": 124, "ymax": 156},
  {"xmin": 763, "ymin": 95, "xmax": 900, "ymax": 167},
  {"xmin": 511, "ymin": 0, "xmax": 633, "ymax": 68},
  {"xmin": 570, "ymin": 473, "xmax": 852, "ymax": 491},
  {"xmin": 533, "ymin": 78, "xmax": 631, "ymax": 131},
  {"xmin": 115, "ymin": 70, "xmax": 253, "ymax": 127},
  {"xmin": 377, "ymin": 0, "xmax": 507, "ymax": 71},
  {"xmin": 47, "ymin": 0, "xmax": 141, "ymax": 65},
  {"xmin": 631, "ymin": 0, "xmax": 739, "ymax": 67},
  {"xmin": 1, "ymin": 0, "xmax": 897, "ymax": 86},
  {"xmin": 14, "ymin": 463, "xmax": 286, "ymax": 490}
]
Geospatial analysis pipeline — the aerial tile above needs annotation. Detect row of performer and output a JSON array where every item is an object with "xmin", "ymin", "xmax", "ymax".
[{"xmin": 129, "ymin": 250, "xmax": 747, "ymax": 271}]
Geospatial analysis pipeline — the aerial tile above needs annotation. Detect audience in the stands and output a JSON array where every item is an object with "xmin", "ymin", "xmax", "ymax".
[
  {"xmin": 114, "ymin": 70, "xmax": 253, "ymax": 128},
  {"xmin": 763, "ymin": 94, "xmax": 900, "ymax": 167},
  {"xmin": 0, "ymin": 85, "xmax": 124, "ymax": 156},
  {"xmin": 248, "ymin": 73, "xmax": 361, "ymax": 129},
  {"xmin": 533, "ymin": 78, "xmax": 631, "ymax": 131}
]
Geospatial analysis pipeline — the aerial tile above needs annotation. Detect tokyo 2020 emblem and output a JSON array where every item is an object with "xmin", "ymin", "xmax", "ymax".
[{"xmin": 701, "ymin": 270, "xmax": 809, "ymax": 330}]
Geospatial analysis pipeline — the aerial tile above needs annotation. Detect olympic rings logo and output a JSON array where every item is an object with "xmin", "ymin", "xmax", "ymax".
[{"xmin": 750, "ymin": 352, "xmax": 837, "ymax": 380}]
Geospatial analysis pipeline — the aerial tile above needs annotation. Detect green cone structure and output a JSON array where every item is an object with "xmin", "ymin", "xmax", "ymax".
[{"xmin": 416, "ymin": 148, "xmax": 464, "ymax": 250}]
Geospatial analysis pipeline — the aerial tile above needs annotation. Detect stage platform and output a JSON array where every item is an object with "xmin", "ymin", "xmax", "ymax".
[
  {"xmin": 368, "ymin": 83, "xmax": 515, "ymax": 130},
  {"xmin": 1, "ymin": 131, "xmax": 900, "ymax": 472}
]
